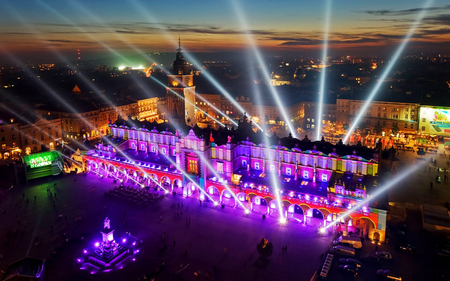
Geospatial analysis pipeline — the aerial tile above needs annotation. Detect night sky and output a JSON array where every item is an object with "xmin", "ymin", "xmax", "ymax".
[{"xmin": 0, "ymin": 0, "xmax": 449, "ymax": 62}]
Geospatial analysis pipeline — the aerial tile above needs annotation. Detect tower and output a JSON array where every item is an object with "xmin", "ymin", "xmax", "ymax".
[{"xmin": 166, "ymin": 39, "xmax": 196, "ymax": 126}]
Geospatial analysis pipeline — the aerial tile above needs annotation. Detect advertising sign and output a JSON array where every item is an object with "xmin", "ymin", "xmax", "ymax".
[
  {"xmin": 23, "ymin": 151, "xmax": 55, "ymax": 168},
  {"xmin": 419, "ymin": 107, "xmax": 450, "ymax": 136}
]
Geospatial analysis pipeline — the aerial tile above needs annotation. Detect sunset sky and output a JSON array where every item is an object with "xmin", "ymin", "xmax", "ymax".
[{"xmin": 0, "ymin": 0, "xmax": 449, "ymax": 62}]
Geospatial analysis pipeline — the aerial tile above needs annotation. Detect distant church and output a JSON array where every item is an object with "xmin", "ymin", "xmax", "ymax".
[{"xmin": 165, "ymin": 39, "xmax": 196, "ymax": 127}]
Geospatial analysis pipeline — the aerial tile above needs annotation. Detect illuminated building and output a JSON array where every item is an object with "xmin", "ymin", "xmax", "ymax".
[
  {"xmin": 165, "ymin": 40, "xmax": 196, "ymax": 126},
  {"xmin": 83, "ymin": 125, "xmax": 387, "ymax": 242},
  {"xmin": 336, "ymin": 96, "xmax": 419, "ymax": 135},
  {"xmin": 0, "ymin": 119, "xmax": 21, "ymax": 160},
  {"xmin": 19, "ymin": 118, "xmax": 62, "ymax": 154}
]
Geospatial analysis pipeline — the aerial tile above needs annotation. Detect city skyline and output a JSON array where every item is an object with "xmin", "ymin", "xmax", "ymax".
[{"xmin": 1, "ymin": 0, "xmax": 450, "ymax": 63}]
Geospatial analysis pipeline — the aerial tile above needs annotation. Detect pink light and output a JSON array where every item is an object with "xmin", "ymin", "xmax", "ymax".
[
  {"xmin": 83, "ymin": 249, "xmax": 87, "ymax": 254},
  {"xmin": 132, "ymin": 241, "xmax": 136, "ymax": 246},
  {"xmin": 90, "ymin": 271, "xmax": 95, "ymax": 274},
  {"xmin": 133, "ymin": 258, "xmax": 136, "ymax": 261},
  {"xmin": 77, "ymin": 259, "xmax": 82, "ymax": 263},
  {"xmin": 94, "ymin": 242, "xmax": 100, "ymax": 247}
]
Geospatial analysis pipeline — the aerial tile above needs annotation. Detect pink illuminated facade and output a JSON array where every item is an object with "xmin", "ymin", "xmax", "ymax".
[{"xmin": 83, "ymin": 125, "xmax": 387, "ymax": 242}]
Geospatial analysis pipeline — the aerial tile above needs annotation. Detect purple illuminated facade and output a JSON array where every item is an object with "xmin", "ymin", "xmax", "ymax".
[{"xmin": 84, "ymin": 126, "xmax": 387, "ymax": 242}]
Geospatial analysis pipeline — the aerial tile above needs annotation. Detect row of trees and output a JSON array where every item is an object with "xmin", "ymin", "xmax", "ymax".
[{"xmin": 342, "ymin": 122, "xmax": 400, "ymax": 135}]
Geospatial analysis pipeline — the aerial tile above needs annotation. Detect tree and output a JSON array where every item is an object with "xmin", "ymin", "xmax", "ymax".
[
  {"xmin": 343, "ymin": 123, "xmax": 349, "ymax": 131},
  {"xmin": 374, "ymin": 122, "xmax": 382, "ymax": 135},
  {"xmin": 391, "ymin": 123, "xmax": 400, "ymax": 135}
]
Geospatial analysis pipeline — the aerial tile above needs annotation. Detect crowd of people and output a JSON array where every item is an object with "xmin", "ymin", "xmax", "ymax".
[{"xmin": 105, "ymin": 185, "xmax": 164, "ymax": 206}]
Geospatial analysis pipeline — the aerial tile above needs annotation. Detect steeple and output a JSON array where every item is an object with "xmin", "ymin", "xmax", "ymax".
[{"xmin": 172, "ymin": 37, "xmax": 191, "ymax": 75}]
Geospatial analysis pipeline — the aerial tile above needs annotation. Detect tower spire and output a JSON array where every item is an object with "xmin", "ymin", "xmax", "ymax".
[{"xmin": 177, "ymin": 35, "xmax": 181, "ymax": 52}]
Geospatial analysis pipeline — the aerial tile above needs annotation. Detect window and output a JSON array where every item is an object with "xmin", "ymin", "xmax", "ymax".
[
  {"xmin": 410, "ymin": 124, "xmax": 414, "ymax": 129},
  {"xmin": 422, "ymin": 118, "xmax": 426, "ymax": 122},
  {"xmin": 162, "ymin": 148, "xmax": 166, "ymax": 154},
  {"xmin": 255, "ymin": 162, "xmax": 260, "ymax": 170},
  {"xmin": 141, "ymin": 144, "xmax": 146, "ymax": 150},
  {"xmin": 24, "ymin": 138, "xmax": 28, "ymax": 145},
  {"xmin": 270, "ymin": 165, "xmax": 275, "ymax": 172},
  {"xmin": 41, "ymin": 135, "xmax": 44, "ymax": 141},
  {"xmin": 217, "ymin": 162, "xmax": 224, "ymax": 174},
  {"xmin": 131, "ymin": 142, "xmax": 136, "ymax": 149},
  {"xmin": 286, "ymin": 168, "xmax": 291, "ymax": 176},
  {"xmin": 151, "ymin": 146, "xmax": 156, "ymax": 153},
  {"xmin": 303, "ymin": 171, "xmax": 309, "ymax": 178},
  {"xmin": 321, "ymin": 174, "xmax": 327, "ymax": 182},
  {"xmin": 188, "ymin": 159, "xmax": 198, "ymax": 174},
  {"xmin": 242, "ymin": 160, "xmax": 247, "ymax": 168},
  {"xmin": 1, "ymin": 136, "xmax": 4, "ymax": 141},
  {"xmin": 404, "ymin": 123, "xmax": 407, "ymax": 128},
  {"xmin": 55, "ymin": 131, "xmax": 59, "ymax": 137},
  {"xmin": 422, "ymin": 126, "xmax": 425, "ymax": 131},
  {"xmin": 1, "ymin": 144, "xmax": 5, "ymax": 150}
]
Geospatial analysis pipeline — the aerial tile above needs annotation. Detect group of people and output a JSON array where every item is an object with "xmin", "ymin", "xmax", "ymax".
[{"xmin": 105, "ymin": 185, "xmax": 164, "ymax": 206}]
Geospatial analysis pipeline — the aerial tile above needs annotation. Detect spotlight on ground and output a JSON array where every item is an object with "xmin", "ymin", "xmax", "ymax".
[
  {"xmin": 279, "ymin": 217, "xmax": 287, "ymax": 224},
  {"xmin": 319, "ymin": 227, "xmax": 326, "ymax": 234}
]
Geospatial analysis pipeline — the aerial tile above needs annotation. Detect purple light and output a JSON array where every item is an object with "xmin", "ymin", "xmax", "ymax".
[
  {"xmin": 132, "ymin": 241, "xmax": 136, "ymax": 246},
  {"xmin": 122, "ymin": 238, "xmax": 127, "ymax": 243},
  {"xmin": 94, "ymin": 242, "xmax": 100, "ymax": 247},
  {"xmin": 80, "ymin": 267, "xmax": 85, "ymax": 270},
  {"xmin": 83, "ymin": 249, "xmax": 87, "ymax": 254},
  {"xmin": 132, "ymin": 258, "xmax": 136, "ymax": 261},
  {"xmin": 77, "ymin": 259, "xmax": 82, "ymax": 263},
  {"xmin": 90, "ymin": 271, "xmax": 95, "ymax": 275},
  {"xmin": 137, "ymin": 249, "xmax": 140, "ymax": 253}
]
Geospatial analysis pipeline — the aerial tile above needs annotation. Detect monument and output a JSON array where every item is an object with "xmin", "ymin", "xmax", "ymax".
[{"xmin": 77, "ymin": 217, "xmax": 141, "ymax": 273}]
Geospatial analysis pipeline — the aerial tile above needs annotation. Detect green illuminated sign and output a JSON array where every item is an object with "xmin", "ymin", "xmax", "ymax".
[{"xmin": 23, "ymin": 152, "xmax": 57, "ymax": 168}]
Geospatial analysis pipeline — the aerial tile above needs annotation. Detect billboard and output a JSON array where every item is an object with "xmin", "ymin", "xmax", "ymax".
[
  {"xmin": 22, "ymin": 151, "xmax": 63, "ymax": 180},
  {"xmin": 23, "ymin": 151, "xmax": 55, "ymax": 168},
  {"xmin": 419, "ymin": 107, "xmax": 450, "ymax": 136}
]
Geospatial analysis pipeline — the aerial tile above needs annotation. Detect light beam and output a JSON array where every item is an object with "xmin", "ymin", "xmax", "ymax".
[
  {"xmin": 324, "ymin": 160, "xmax": 425, "ymax": 230},
  {"xmin": 343, "ymin": 0, "xmax": 435, "ymax": 144},
  {"xmin": 316, "ymin": 0, "xmax": 332, "ymax": 141}
]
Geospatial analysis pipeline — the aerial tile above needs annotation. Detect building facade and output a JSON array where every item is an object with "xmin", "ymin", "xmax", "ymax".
[
  {"xmin": 83, "ymin": 125, "xmax": 387, "ymax": 242},
  {"xmin": 336, "ymin": 98, "xmax": 419, "ymax": 134},
  {"xmin": 20, "ymin": 118, "xmax": 62, "ymax": 154},
  {"xmin": 0, "ymin": 120, "xmax": 21, "ymax": 160}
]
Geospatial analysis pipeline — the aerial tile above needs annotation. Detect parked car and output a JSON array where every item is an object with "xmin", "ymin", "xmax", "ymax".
[
  {"xmin": 376, "ymin": 269, "xmax": 402, "ymax": 280},
  {"xmin": 331, "ymin": 245, "xmax": 355, "ymax": 257},
  {"xmin": 361, "ymin": 254, "xmax": 380, "ymax": 263},
  {"xmin": 339, "ymin": 264, "xmax": 358, "ymax": 277},
  {"xmin": 396, "ymin": 243, "xmax": 416, "ymax": 254},
  {"xmin": 375, "ymin": 251, "xmax": 393, "ymax": 260},
  {"xmin": 436, "ymin": 249, "xmax": 450, "ymax": 258},
  {"xmin": 339, "ymin": 258, "xmax": 362, "ymax": 268}
]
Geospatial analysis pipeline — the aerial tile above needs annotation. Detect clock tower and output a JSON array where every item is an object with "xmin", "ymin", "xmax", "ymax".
[{"xmin": 166, "ymin": 39, "xmax": 196, "ymax": 127}]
